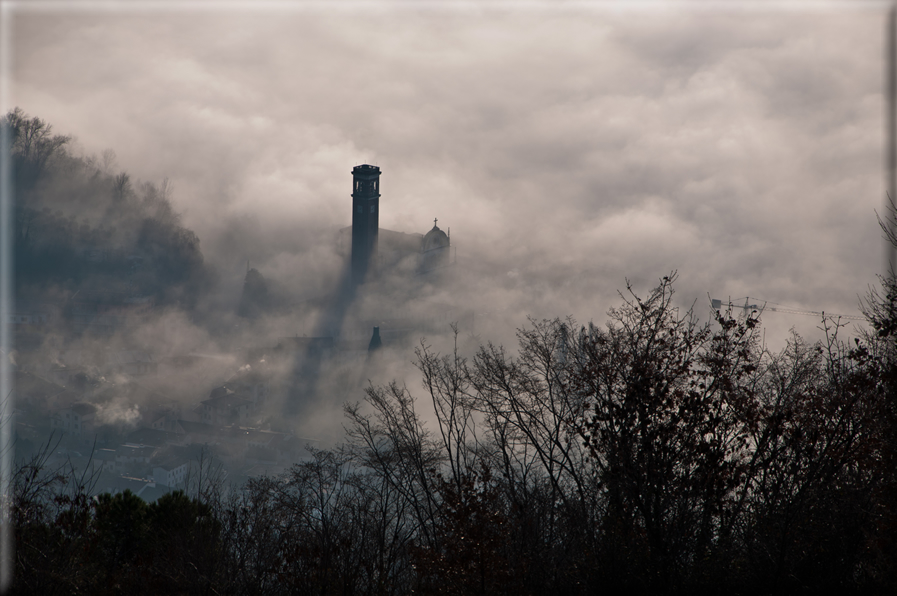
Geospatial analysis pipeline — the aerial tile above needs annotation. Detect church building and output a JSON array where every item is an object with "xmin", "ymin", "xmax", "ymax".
[{"xmin": 344, "ymin": 164, "xmax": 453, "ymax": 283}]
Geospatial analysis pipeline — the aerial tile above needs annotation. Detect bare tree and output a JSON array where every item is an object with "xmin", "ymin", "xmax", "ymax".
[
  {"xmin": 112, "ymin": 172, "xmax": 132, "ymax": 203},
  {"xmin": 3, "ymin": 108, "xmax": 70, "ymax": 194}
]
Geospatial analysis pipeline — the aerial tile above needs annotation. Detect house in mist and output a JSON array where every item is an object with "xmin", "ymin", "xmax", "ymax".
[
  {"xmin": 142, "ymin": 404, "xmax": 182, "ymax": 432},
  {"xmin": 151, "ymin": 445, "xmax": 200, "ymax": 487},
  {"xmin": 224, "ymin": 367, "xmax": 270, "ymax": 408},
  {"xmin": 50, "ymin": 402, "xmax": 97, "ymax": 437},
  {"xmin": 153, "ymin": 458, "xmax": 191, "ymax": 488},
  {"xmin": 201, "ymin": 386, "xmax": 252, "ymax": 426},
  {"xmin": 115, "ymin": 443, "xmax": 156, "ymax": 472}
]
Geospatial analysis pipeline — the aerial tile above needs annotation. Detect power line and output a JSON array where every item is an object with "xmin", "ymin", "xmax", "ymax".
[{"xmin": 710, "ymin": 297, "xmax": 866, "ymax": 321}]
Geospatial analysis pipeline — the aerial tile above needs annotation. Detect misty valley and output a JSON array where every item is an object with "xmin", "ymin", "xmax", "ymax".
[
  {"xmin": 8, "ymin": 109, "xmax": 471, "ymax": 484},
  {"xmin": 6, "ymin": 109, "xmax": 897, "ymax": 594}
]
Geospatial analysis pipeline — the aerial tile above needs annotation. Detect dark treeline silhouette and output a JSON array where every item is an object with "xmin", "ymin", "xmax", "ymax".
[
  {"xmin": 4, "ymin": 108, "xmax": 210, "ymax": 310},
  {"xmin": 12, "ymin": 271, "xmax": 897, "ymax": 595}
]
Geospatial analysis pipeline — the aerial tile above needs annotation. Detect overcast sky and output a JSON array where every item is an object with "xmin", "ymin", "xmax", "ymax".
[{"xmin": 5, "ymin": 2, "xmax": 889, "ymax": 350}]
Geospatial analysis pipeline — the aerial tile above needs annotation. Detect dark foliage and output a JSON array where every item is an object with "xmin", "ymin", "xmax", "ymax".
[
  {"xmin": 15, "ymin": 270, "xmax": 896, "ymax": 594},
  {"xmin": 3, "ymin": 108, "xmax": 210, "ymax": 311}
]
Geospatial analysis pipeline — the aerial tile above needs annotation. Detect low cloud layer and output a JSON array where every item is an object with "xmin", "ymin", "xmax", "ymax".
[{"xmin": 9, "ymin": 5, "xmax": 886, "ymax": 352}]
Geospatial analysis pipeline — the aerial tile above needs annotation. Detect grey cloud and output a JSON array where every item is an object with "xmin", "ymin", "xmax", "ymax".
[{"xmin": 10, "ymin": 7, "xmax": 885, "ymax": 354}]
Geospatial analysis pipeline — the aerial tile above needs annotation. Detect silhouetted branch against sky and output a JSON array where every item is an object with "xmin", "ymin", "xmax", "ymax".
[{"xmin": 4, "ymin": 2, "xmax": 888, "ymax": 349}]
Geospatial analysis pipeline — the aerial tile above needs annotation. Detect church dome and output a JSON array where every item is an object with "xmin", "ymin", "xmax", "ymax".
[{"xmin": 422, "ymin": 222, "xmax": 449, "ymax": 252}]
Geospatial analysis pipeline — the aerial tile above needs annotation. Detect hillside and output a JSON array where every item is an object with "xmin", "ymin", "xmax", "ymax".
[{"xmin": 6, "ymin": 108, "xmax": 210, "ymax": 310}]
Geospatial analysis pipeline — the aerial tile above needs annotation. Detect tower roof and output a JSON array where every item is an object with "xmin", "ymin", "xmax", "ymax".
[{"xmin": 352, "ymin": 164, "xmax": 380, "ymax": 175}]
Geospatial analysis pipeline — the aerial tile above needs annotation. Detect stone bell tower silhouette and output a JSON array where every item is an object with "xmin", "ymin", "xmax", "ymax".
[{"xmin": 350, "ymin": 164, "xmax": 380, "ymax": 283}]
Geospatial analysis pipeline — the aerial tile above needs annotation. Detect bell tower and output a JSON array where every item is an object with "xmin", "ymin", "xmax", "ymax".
[{"xmin": 351, "ymin": 164, "xmax": 380, "ymax": 283}]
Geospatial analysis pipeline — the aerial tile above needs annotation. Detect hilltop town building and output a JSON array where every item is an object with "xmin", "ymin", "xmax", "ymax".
[
  {"xmin": 421, "ymin": 219, "xmax": 451, "ymax": 272},
  {"xmin": 347, "ymin": 164, "xmax": 453, "ymax": 282}
]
